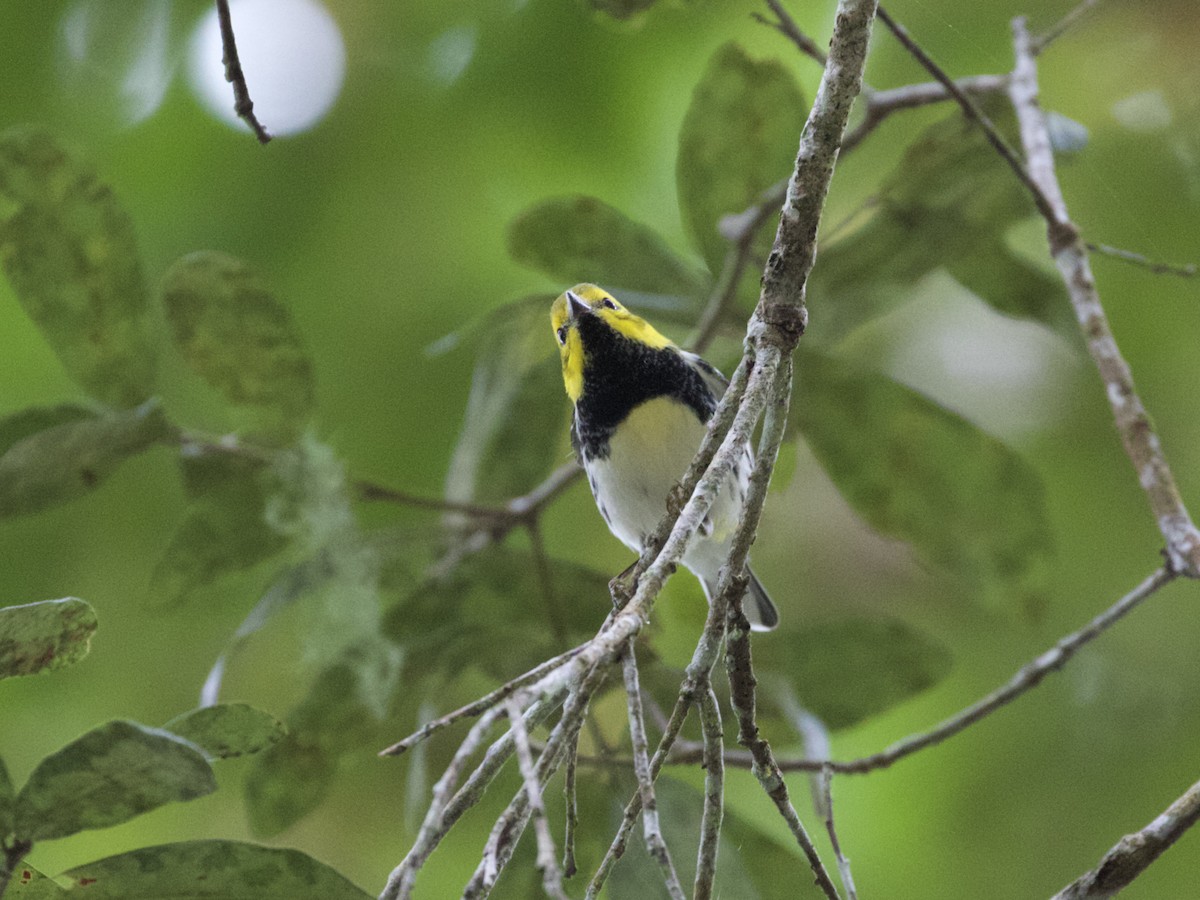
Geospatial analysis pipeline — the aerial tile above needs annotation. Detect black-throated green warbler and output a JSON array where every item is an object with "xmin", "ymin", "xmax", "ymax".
[{"xmin": 551, "ymin": 283, "xmax": 780, "ymax": 631}]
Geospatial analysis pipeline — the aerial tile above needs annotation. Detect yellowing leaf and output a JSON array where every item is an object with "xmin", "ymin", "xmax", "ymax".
[{"xmin": 0, "ymin": 598, "xmax": 97, "ymax": 680}]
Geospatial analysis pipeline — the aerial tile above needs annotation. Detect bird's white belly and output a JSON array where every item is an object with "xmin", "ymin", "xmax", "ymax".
[{"xmin": 585, "ymin": 397, "xmax": 741, "ymax": 556}]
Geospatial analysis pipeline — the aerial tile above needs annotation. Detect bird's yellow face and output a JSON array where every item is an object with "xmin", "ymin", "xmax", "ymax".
[{"xmin": 550, "ymin": 283, "xmax": 673, "ymax": 402}]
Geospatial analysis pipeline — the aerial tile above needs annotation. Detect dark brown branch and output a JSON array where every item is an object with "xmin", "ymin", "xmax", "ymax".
[
  {"xmin": 753, "ymin": 0, "xmax": 828, "ymax": 66},
  {"xmin": 216, "ymin": 0, "xmax": 271, "ymax": 143},
  {"xmin": 873, "ymin": 5, "xmax": 1058, "ymax": 223}
]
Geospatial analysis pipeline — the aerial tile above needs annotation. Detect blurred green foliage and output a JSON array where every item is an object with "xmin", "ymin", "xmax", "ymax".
[{"xmin": 2, "ymin": 0, "xmax": 1200, "ymax": 897}]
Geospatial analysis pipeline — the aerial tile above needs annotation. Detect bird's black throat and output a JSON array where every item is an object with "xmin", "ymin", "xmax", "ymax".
[{"xmin": 571, "ymin": 314, "xmax": 715, "ymax": 461}]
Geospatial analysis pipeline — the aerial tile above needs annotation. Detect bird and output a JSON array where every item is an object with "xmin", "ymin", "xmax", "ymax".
[{"xmin": 550, "ymin": 283, "xmax": 779, "ymax": 631}]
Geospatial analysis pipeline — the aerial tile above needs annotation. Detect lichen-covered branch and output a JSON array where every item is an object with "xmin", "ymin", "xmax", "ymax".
[
  {"xmin": 1009, "ymin": 16, "xmax": 1200, "ymax": 578},
  {"xmin": 569, "ymin": 567, "xmax": 1175, "ymax": 781},
  {"xmin": 693, "ymin": 684, "xmax": 724, "ymax": 900},
  {"xmin": 622, "ymin": 642, "xmax": 686, "ymax": 900},
  {"xmin": 1052, "ymin": 776, "xmax": 1200, "ymax": 899},
  {"xmin": 757, "ymin": 0, "xmax": 879, "ymax": 339}
]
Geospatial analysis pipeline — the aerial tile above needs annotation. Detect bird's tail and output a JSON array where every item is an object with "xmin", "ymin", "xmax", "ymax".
[
  {"xmin": 699, "ymin": 567, "xmax": 779, "ymax": 632},
  {"xmin": 745, "ymin": 569, "xmax": 780, "ymax": 632}
]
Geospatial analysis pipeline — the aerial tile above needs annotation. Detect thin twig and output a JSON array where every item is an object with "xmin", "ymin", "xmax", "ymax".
[
  {"xmin": 1033, "ymin": 0, "xmax": 1101, "ymax": 54},
  {"xmin": 753, "ymin": 0, "xmax": 828, "ymax": 66},
  {"xmin": 1087, "ymin": 242, "xmax": 1199, "ymax": 279},
  {"xmin": 215, "ymin": 0, "xmax": 271, "ymax": 143},
  {"xmin": 690, "ymin": 183, "xmax": 786, "ymax": 355},
  {"xmin": 562, "ymin": 735, "xmax": 580, "ymax": 879},
  {"xmin": 505, "ymin": 697, "xmax": 569, "ymax": 900},
  {"xmin": 873, "ymin": 5, "xmax": 1058, "ymax": 224},
  {"xmin": 379, "ymin": 642, "xmax": 587, "ymax": 756},
  {"xmin": 693, "ymin": 684, "xmax": 724, "ymax": 900},
  {"xmin": 357, "ymin": 481, "xmax": 509, "ymax": 519},
  {"xmin": 780, "ymin": 695, "xmax": 858, "ymax": 900},
  {"xmin": 381, "ymin": 703, "xmax": 510, "ymax": 900},
  {"xmin": 725, "ymin": 596, "xmax": 839, "ymax": 900},
  {"xmin": 841, "ymin": 74, "xmax": 1010, "ymax": 153},
  {"xmin": 623, "ymin": 642, "xmax": 686, "ymax": 900},
  {"xmin": 820, "ymin": 767, "xmax": 857, "ymax": 900},
  {"xmin": 721, "ymin": 356, "xmax": 840, "ymax": 900},
  {"xmin": 528, "ymin": 519, "xmax": 571, "ymax": 647},
  {"xmin": 586, "ymin": 602, "xmax": 729, "ymax": 899},
  {"xmin": 1009, "ymin": 16, "xmax": 1200, "ymax": 578},
  {"xmin": 578, "ymin": 566, "xmax": 1175, "ymax": 777},
  {"xmin": 1053, "ymin": 775, "xmax": 1200, "ymax": 899},
  {"xmin": 464, "ymin": 662, "xmax": 609, "ymax": 898}
]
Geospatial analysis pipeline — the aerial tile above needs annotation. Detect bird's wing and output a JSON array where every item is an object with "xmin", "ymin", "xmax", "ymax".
[{"xmin": 679, "ymin": 350, "xmax": 730, "ymax": 400}]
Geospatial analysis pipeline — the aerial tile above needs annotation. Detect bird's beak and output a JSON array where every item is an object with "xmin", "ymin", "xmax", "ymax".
[{"xmin": 565, "ymin": 290, "xmax": 590, "ymax": 320}]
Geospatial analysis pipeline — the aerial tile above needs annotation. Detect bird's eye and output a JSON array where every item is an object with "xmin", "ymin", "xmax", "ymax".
[
  {"xmin": 556, "ymin": 325, "xmax": 568, "ymax": 345},
  {"xmin": 600, "ymin": 297, "xmax": 618, "ymax": 310}
]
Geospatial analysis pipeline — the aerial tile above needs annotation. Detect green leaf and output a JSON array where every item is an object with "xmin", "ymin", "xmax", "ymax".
[
  {"xmin": 55, "ymin": 840, "xmax": 372, "ymax": 898},
  {"xmin": 0, "ymin": 598, "xmax": 97, "ymax": 680},
  {"xmin": 796, "ymin": 350, "xmax": 1053, "ymax": 612},
  {"xmin": 0, "ymin": 400, "xmax": 169, "ymax": 517},
  {"xmin": 0, "ymin": 405, "xmax": 95, "ymax": 458},
  {"xmin": 507, "ymin": 195, "xmax": 710, "ymax": 299},
  {"xmin": 3, "ymin": 865, "xmax": 67, "ymax": 897},
  {"xmin": 584, "ymin": 0, "xmax": 660, "ymax": 21},
  {"xmin": 382, "ymin": 546, "xmax": 610, "ymax": 682},
  {"xmin": 757, "ymin": 619, "xmax": 953, "ymax": 730},
  {"xmin": 152, "ymin": 453, "xmax": 288, "ymax": 602},
  {"xmin": 13, "ymin": 721, "xmax": 216, "ymax": 842},
  {"xmin": 163, "ymin": 704, "xmax": 286, "ymax": 760},
  {"xmin": 160, "ymin": 251, "xmax": 315, "ymax": 440},
  {"xmin": 810, "ymin": 106, "xmax": 1071, "ymax": 344},
  {"xmin": 0, "ymin": 755, "xmax": 14, "ymax": 836},
  {"xmin": 244, "ymin": 637, "xmax": 401, "ymax": 836},
  {"xmin": 0, "ymin": 126, "xmax": 155, "ymax": 407},
  {"xmin": 607, "ymin": 774, "xmax": 821, "ymax": 899},
  {"xmin": 443, "ymin": 296, "xmax": 571, "ymax": 506},
  {"xmin": 676, "ymin": 43, "xmax": 805, "ymax": 274}
]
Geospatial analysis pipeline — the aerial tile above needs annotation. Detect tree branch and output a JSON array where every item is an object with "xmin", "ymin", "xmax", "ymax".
[
  {"xmin": 757, "ymin": 0, "xmax": 878, "ymax": 334},
  {"xmin": 693, "ymin": 683, "xmax": 724, "ymax": 900},
  {"xmin": 1053, "ymin": 776, "xmax": 1200, "ymax": 899},
  {"xmin": 840, "ymin": 73, "xmax": 1010, "ymax": 153},
  {"xmin": 1009, "ymin": 16, "xmax": 1200, "ymax": 578},
  {"xmin": 504, "ymin": 697, "xmax": 569, "ymax": 900},
  {"xmin": 570, "ymin": 567, "xmax": 1176, "ymax": 779},
  {"xmin": 753, "ymin": 0, "xmax": 828, "ymax": 66},
  {"xmin": 873, "ymin": 5, "xmax": 1058, "ymax": 223},
  {"xmin": 1033, "ymin": 0, "xmax": 1101, "ymax": 55},
  {"xmin": 622, "ymin": 642, "xmax": 685, "ymax": 900},
  {"xmin": 215, "ymin": 0, "xmax": 271, "ymax": 143},
  {"xmin": 1087, "ymin": 242, "xmax": 1199, "ymax": 279}
]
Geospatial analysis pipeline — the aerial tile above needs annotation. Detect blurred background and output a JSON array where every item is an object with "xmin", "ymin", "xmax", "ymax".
[{"xmin": 2, "ymin": 0, "xmax": 1199, "ymax": 896}]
